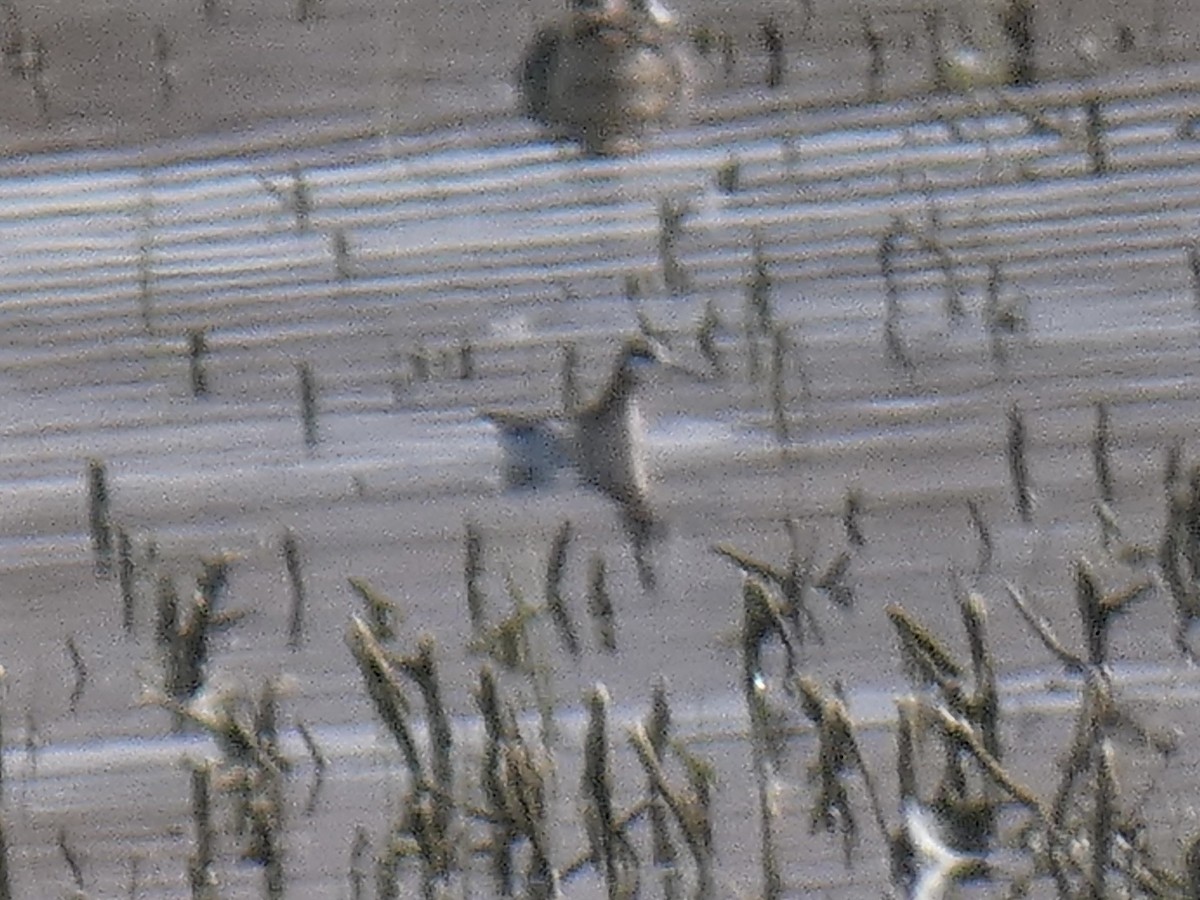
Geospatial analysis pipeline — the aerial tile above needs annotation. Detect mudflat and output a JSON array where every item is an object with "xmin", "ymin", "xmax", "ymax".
[{"xmin": 0, "ymin": 0, "xmax": 1197, "ymax": 153}]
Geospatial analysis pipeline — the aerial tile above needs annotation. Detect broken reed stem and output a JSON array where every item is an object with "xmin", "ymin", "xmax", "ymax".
[
  {"xmin": 769, "ymin": 324, "xmax": 790, "ymax": 446},
  {"xmin": 137, "ymin": 190, "xmax": 156, "ymax": 334},
  {"xmin": 561, "ymin": 342, "xmax": 580, "ymax": 414},
  {"xmin": 582, "ymin": 685, "xmax": 621, "ymax": 897},
  {"xmin": 959, "ymin": 587, "xmax": 1001, "ymax": 759},
  {"xmin": 696, "ymin": 298, "xmax": 725, "ymax": 379},
  {"xmin": 331, "ymin": 229, "xmax": 352, "ymax": 281},
  {"xmin": 1092, "ymin": 401, "xmax": 1114, "ymax": 504},
  {"xmin": 1095, "ymin": 499, "xmax": 1122, "ymax": 551},
  {"xmin": 1089, "ymin": 738, "xmax": 1116, "ymax": 900},
  {"xmin": 1002, "ymin": 0, "xmax": 1035, "ymax": 87},
  {"xmin": 924, "ymin": 8, "xmax": 947, "ymax": 93},
  {"xmin": 879, "ymin": 224, "xmax": 912, "ymax": 372},
  {"xmin": 880, "ymin": 216, "xmax": 965, "ymax": 354},
  {"xmin": 0, "ymin": 672, "xmax": 7, "ymax": 900},
  {"xmin": 297, "ymin": 361, "xmax": 319, "ymax": 451},
  {"xmin": 349, "ymin": 826, "xmax": 370, "ymax": 900},
  {"xmin": 644, "ymin": 681, "xmax": 679, "ymax": 890},
  {"xmin": 471, "ymin": 581, "xmax": 537, "ymax": 674},
  {"xmin": 282, "ymin": 528, "xmax": 306, "ymax": 649},
  {"xmin": 57, "ymin": 826, "xmax": 84, "ymax": 890},
  {"xmin": 188, "ymin": 328, "xmax": 209, "ymax": 397},
  {"xmin": 65, "ymin": 636, "xmax": 86, "ymax": 715},
  {"xmin": 862, "ymin": 14, "xmax": 884, "ymax": 101},
  {"xmin": 1085, "ymin": 98, "xmax": 1109, "ymax": 177},
  {"xmin": 544, "ymin": 521, "xmax": 580, "ymax": 657},
  {"xmin": 741, "ymin": 579, "xmax": 785, "ymax": 899},
  {"xmin": 464, "ymin": 522, "xmax": 486, "ymax": 635},
  {"xmin": 348, "ymin": 576, "xmax": 398, "ymax": 643},
  {"xmin": 254, "ymin": 767, "xmax": 286, "ymax": 899},
  {"xmin": 748, "ymin": 230, "xmax": 773, "ymax": 335},
  {"xmin": 155, "ymin": 573, "xmax": 180, "ymax": 656},
  {"xmin": 843, "ymin": 488, "xmax": 865, "ymax": 548},
  {"xmin": 1003, "ymin": 581, "xmax": 1086, "ymax": 672},
  {"xmin": 759, "ymin": 17, "xmax": 784, "ymax": 89},
  {"xmin": 458, "ymin": 335, "xmax": 474, "ymax": 380},
  {"xmin": 296, "ymin": 721, "xmax": 328, "ymax": 813},
  {"xmin": 890, "ymin": 600, "xmax": 962, "ymax": 677},
  {"xmin": 166, "ymin": 589, "xmax": 214, "ymax": 709},
  {"xmin": 396, "ymin": 635, "xmax": 457, "ymax": 884},
  {"xmin": 87, "ymin": 457, "xmax": 113, "ymax": 576},
  {"xmin": 1189, "ymin": 244, "xmax": 1200, "ymax": 313},
  {"xmin": 658, "ymin": 198, "xmax": 690, "ymax": 295},
  {"xmin": 476, "ymin": 665, "xmax": 558, "ymax": 895},
  {"xmin": 475, "ymin": 666, "xmax": 514, "ymax": 895},
  {"xmin": 929, "ymin": 705, "xmax": 1049, "ymax": 820},
  {"xmin": 627, "ymin": 725, "xmax": 715, "ymax": 899},
  {"xmin": 290, "ymin": 165, "xmax": 311, "ymax": 233},
  {"xmin": 152, "ymin": 27, "xmax": 173, "ymax": 108},
  {"xmin": 1006, "ymin": 402, "xmax": 1033, "ymax": 523},
  {"xmin": 814, "ymin": 550, "xmax": 853, "ymax": 611},
  {"xmin": 752, "ymin": 719, "xmax": 782, "ymax": 900},
  {"xmin": 189, "ymin": 763, "xmax": 217, "ymax": 900},
  {"xmin": 0, "ymin": 817, "xmax": 8, "ymax": 900},
  {"xmin": 118, "ymin": 527, "xmax": 135, "ymax": 635},
  {"xmin": 985, "ymin": 260, "xmax": 1006, "ymax": 367},
  {"xmin": 744, "ymin": 230, "xmax": 773, "ymax": 382},
  {"xmin": 20, "ymin": 35, "xmax": 45, "ymax": 117},
  {"xmin": 966, "ymin": 499, "xmax": 993, "ymax": 573},
  {"xmin": 409, "ymin": 345, "xmax": 431, "ymax": 384},
  {"xmin": 345, "ymin": 616, "xmax": 424, "ymax": 787},
  {"xmin": 716, "ymin": 155, "xmax": 740, "ymax": 193},
  {"xmin": 796, "ymin": 676, "xmax": 885, "ymax": 868},
  {"xmin": 587, "ymin": 554, "xmax": 617, "ymax": 653}
]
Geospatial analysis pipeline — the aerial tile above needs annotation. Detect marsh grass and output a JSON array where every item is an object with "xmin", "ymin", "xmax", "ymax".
[
  {"xmin": 296, "ymin": 363, "xmax": 319, "ymax": 452},
  {"xmin": 37, "ymin": 379, "xmax": 1200, "ymax": 899},
  {"xmin": 63, "ymin": 637, "xmax": 86, "ymax": 716},
  {"xmin": 1007, "ymin": 402, "xmax": 1033, "ymax": 524},
  {"xmin": 188, "ymin": 328, "xmax": 209, "ymax": 398},
  {"xmin": 587, "ymin": 554, "xmax": 618, "ymax": 655},
  {"xmin": 282, "ymin": 529, "xmax": 306, "ymax": 649},
  {"xmin": 0, "ymin": 669, "xmax": 8, "ymax": 900},
  {"xmin": 117, "ymin": 527, "xmax": 136, "ymax": 635},
  {"xmin": 657, "ymin": 199, "xmax": 691, "ymax": 296},
  {"xmin": 544, "ymin": 521, "xmax": 580, "ymax": 658},
  {"xmin": 744, "ymin": 229, "xmax": 773, "ymax": 384},
  {"xmin": 87, "ymin": 458, "xmax": 112, "ymax": 577},
  {"xmin": 13, "ymin": 12, "xmax": 1200, "ymax": 894},
  {"xmin": 188, "ymin": 761, "xmax": 218, "ymax": 900},
  {"xmin": 1084, "ymin": 98, "xmax": 1109, "ymax": 177},
  {"xmin": 694, "ymin": 299, "xmax": 725, "ymax": 380}
]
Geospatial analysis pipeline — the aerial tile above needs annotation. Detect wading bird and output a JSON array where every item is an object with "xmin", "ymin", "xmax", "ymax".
[
  {"xmin": 519, "ymin": 0, "xmax": 694, "ymax": 155},
  {"xmin": 483, "ymin": 336, "xmax": 685, "ymax": 590}
]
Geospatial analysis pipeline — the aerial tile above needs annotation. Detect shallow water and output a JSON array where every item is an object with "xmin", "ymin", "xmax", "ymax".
[{"xmin": 3, "ymin": 7, "xmax": 1200, "ymax": 893}]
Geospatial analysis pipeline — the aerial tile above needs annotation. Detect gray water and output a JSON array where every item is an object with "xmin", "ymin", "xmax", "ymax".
[{"xmin": 4, "ymin": 45, "xmax": 1200, "ymax": 896}]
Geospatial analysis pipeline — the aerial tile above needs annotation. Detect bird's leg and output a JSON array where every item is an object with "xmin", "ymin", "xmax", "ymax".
[{"xmin": 622, "ymin": 502, "xmax": 667, "ymax": 593}]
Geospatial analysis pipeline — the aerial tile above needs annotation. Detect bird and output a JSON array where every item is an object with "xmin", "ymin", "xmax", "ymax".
[
  {"xmin": 901, "ymin": 801, "xmax": 986, "ymax": 900},
  {"xmin": 482, "ymin": 336, "xmax": 683, "ymax": 590},
  {"xmin": 518, "ymin": 0, "xmax": 694, "ymax": 156}
]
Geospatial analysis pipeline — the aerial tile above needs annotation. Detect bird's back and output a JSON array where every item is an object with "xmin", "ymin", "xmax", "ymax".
[{"xmin": 518, "ymin": 1, "xmax": 692, "ymax": 154}]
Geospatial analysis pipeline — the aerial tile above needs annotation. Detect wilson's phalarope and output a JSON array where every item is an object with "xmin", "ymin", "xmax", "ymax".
[
  {"xmin": 483, "ymin": 336, "xmax": 681, "ymax": 589},
  {"xmin": 519, "ymin": 0, "xmax": 694, "ymax": 156}
]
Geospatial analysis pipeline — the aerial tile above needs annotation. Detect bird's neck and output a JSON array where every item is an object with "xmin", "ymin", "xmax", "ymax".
[{"xmin": 597, "ymin": 365, "xmax": 641, "ymax": 414}]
